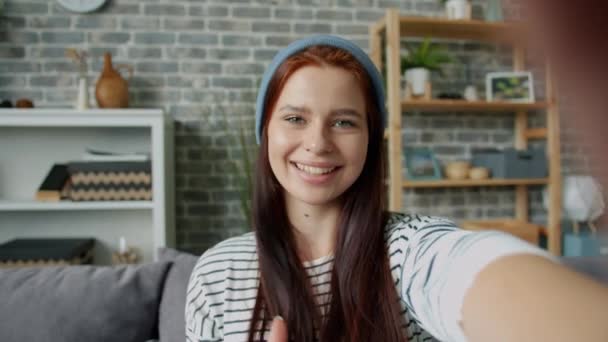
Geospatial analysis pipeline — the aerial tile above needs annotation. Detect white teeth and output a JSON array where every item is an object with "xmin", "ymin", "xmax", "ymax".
[{"xmin": 295, "ymin": 163, "xmax": 336, "ymax": 175}]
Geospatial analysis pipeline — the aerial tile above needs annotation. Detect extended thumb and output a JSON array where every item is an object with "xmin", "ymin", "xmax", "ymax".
[{"xmin": 268, "ymin": 316, "xmax": 288, "ymax": 342}]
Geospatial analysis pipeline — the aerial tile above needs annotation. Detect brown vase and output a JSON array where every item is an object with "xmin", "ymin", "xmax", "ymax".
[{"xmin": 95, "ymin": 52, "xmax": 133, "ymax": 108}]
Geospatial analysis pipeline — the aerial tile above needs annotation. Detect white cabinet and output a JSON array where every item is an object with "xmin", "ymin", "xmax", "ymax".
[{"xmin": 0, "ymin": 109, "xmax": 175, "ymax": 264}]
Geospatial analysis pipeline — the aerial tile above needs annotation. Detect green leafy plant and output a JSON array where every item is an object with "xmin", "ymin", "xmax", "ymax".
[
  {"xmin": 400, "ymin": 38, "xmax": 453, "ymax": 76},
  {"xmin": 217, "ymin": 113, "xmax": 257, "ymax": 230},
  {"xmin": 230, "ymin": 121, "xmax": 257, "ymax": 229}
]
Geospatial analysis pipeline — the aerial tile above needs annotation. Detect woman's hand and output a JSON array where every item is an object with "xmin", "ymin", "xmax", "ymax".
[{"xmin": 268, "ymin": 316, "xmax": 287, "ymax": 342}]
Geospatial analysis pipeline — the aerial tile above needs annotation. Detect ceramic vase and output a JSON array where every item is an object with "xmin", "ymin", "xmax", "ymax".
[
  {"xmin": 76, "ymin": 76, "xmax": 89, "ymax": 110},
  {"xmin": 95, "ymin": 52, "xmax": 133, "ymax": 108}
]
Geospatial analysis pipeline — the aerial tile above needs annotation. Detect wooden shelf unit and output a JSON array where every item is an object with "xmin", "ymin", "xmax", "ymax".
[
  {"xmin": 401, "ymin": 100, "xmax": 549, "ymax": 112},
  {"xmin": 371, "ymin": 16, "xmax": 525, "ymax": 44},
  {"xmin": 370, "ymin": 10, "xmax": 563, "ymax": 255}
]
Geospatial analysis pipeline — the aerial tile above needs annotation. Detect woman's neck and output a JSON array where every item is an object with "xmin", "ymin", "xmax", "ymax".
[{"xmin": 284, "ymin": 194, "xmax": 341, "ymax": 262}]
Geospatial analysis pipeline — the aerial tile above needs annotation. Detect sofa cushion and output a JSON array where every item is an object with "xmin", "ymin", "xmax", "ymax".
[
  {"xmin": 158, "ymin": 248, "xmax": 199, "ymax": 342},
  {"xmin": 0, "ymin": 261, "xmax": 172, "ymax": 342},
  {"xmin": 561, "ymin": 255, "xmax": 608, "ymax": 284}
]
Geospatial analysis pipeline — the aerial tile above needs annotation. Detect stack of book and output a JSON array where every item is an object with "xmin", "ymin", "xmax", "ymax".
[{"xmin": 36, "ymin": 148, "xmax": 153, "ymax": 202}]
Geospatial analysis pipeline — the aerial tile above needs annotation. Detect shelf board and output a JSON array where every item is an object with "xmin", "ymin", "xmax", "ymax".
[
  {"xmin": 399, "ymin": 16, "xmax": 524, "ymax": 44},
  {"xmin": 0, "ymin": 108, "xmax": 165, "ymax": 127},
  {"xmin": 0, "ymin": 200, "xmax": 154, "ymax": 211},
  {"xmin": 403, "ymin": 178, "xmax": 549, "ymax": 188},
  {"xmin": 461, "ymin": 219, "xmax": 547, "ymax": 231},
  {"xmin": 401, "ymin": 100, "xmax": 549, "ymax": 112},
  {"xmin": 525, "ymin": 128, "xmax": 547, "ymax": 139},
  {"xmin": 460, "ymin": 218, "xmax": 548, "ymax": 243}
]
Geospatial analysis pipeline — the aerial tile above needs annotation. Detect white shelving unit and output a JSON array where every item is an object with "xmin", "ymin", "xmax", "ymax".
[{"xmin": 0, "ymin": 108, "xmax": 175, "ymax": 264}]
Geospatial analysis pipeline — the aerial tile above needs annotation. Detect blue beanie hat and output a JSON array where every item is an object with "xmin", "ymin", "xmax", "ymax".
[{"xmin": 255, "ymin": 34, "xmax": 387, "ymax": 144}]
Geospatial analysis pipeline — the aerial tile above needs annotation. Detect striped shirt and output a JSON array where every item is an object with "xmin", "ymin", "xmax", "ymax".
[{"xmin": 186, "ymin": 212, "xmax": 555, "ymax": 342}]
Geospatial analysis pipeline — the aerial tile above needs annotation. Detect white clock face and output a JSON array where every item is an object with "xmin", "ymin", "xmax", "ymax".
[{"xmin": 57, "ymin": 0, "xmax": 107, "ymax": 13}]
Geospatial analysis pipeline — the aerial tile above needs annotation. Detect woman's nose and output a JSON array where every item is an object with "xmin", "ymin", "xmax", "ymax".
[{"xmin": 304, "ymin": 123, "xmax": 333, "ymax": 154}]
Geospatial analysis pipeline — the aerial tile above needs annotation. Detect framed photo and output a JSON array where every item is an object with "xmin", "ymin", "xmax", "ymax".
[
  {"xmin": 404, "ymin": 147, "xmax": 442, "ymax": 180},
  {"xmin": 486, "ymin": 71, "xmax": 535, "ymax": 103}
]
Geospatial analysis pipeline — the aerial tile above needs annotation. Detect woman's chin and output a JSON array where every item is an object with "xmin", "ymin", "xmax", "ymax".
[{"xmin": 286, "ymin": 189, "xmax": 342, "ymax": 207}]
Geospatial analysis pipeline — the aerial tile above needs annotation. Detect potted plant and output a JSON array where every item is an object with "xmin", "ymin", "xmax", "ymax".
[
  {"xmin": 440, "ymin": 0, "xmax": 471, "ymax": 20},
  {"xmin": 401, "ymin": 38, "xmax": 452, "ymax": 98}
]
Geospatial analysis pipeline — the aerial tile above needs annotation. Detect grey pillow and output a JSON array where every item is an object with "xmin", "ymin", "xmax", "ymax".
[
  {"xmin": 157, "ymin": 248, "xmax": 199, "ymax": 342},
  {"xmin": 0, "ymin": 262, "xmax": 172, "ymax": 342}
]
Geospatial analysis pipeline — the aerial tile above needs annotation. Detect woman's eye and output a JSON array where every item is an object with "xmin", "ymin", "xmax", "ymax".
[
  {"xmin": 285, "ymin": 116, "xmax": 305, "ymax": 124},
  {"xmin": 333, "ymin": 120, "xmax": 355, "ymax": 128}
]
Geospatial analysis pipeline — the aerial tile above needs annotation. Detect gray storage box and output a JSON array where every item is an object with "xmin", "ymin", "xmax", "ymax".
[{"xmin": 472, "ymin": 147, "xmax": 547, "ymax": 179}]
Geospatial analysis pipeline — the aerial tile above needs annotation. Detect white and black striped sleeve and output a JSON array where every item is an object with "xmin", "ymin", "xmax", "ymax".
[
  {"xmin": 186, "ymin": 251, "xmax": 223, "ymax": 342},
  {"xmin": 396, "ymin": 217, "xmax": 559, "ymax": 342}
]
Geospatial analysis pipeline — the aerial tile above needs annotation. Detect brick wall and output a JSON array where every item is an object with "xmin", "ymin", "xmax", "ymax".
[{"xmin": 0, "ymin": 0, "xmax": 585, "ymax": 253}]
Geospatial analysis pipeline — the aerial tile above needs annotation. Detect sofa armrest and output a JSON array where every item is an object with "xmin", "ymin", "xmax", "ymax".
[{"xmin": 560, "ymin": 255, "xmax": 608, "ymax": 285}]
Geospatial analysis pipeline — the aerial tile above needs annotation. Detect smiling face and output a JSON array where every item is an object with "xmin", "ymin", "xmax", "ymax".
[{"xmin": 266, "ymin": 65, "xmax": 369, "ymax": 207}]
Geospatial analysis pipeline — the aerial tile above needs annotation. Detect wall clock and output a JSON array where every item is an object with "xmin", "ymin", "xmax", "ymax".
[{"xmin": 57, "ymin": 0, "xmax": 107, "ymax": 13}]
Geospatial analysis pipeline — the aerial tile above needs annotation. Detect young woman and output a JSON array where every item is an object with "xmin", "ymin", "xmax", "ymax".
[{"xmin": 186, "ymin": 35, "xmax": 608, "ymax": 342}]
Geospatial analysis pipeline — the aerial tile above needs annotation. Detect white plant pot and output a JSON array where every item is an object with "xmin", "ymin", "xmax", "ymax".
[
  {"xmin": 446, "ymin": 0, "xmax": 469, "ymax": 20},
  {"xmin": 404, "ymin": 68, "xmax": 430, "ymax": 96}
]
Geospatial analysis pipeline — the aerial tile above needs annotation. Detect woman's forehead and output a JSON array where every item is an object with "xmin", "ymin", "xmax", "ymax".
[{"xmin": 275, "ymin": 65, "xmax": 366, "ymax": 113}]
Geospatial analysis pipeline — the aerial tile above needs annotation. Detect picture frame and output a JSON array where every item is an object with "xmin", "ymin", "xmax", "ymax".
[
  {"xmin": 485, "ymin": 71, "xmax": 535, "ymax": 103},
  {"xmin": 404, "ymin": 147, "xmax": 442, "ymax": 180}
]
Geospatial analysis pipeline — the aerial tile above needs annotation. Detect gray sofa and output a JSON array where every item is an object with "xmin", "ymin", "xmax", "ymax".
[
  {"xmin": 0, "ymin": 247, "xmax": 199, "ymax": 342},
  {"xmin": 0, "ymin": 248, "xmax": 606, "ymax": 342}
]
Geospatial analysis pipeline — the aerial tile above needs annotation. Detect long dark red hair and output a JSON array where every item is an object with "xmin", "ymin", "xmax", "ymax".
[{"xmin": 248, "ymin": 45, "xmax": 407, "ymax": 342}]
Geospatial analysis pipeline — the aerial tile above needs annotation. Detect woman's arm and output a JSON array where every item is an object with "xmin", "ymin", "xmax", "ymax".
[
  {"xmin": 461, "ymin": 254, "xmax": 608, "ymax": 341},
  {"xmin": 391, "ymin": 216, "xmax": 608, "ymax": 341}
]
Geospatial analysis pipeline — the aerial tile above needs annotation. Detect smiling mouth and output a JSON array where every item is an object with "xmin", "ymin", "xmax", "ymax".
[{"xmin": 292, "ymin": 162, "xmax": 339, "ymax": 175}]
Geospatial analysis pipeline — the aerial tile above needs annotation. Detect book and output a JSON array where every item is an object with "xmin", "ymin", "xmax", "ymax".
[
  {"xmin": 0, "ymin": 238, "xmax": 95, "ymax": 263},
  {"xmin": 69, "ymin": 186, "xmax": 152, "ymax": 201},
  {"xmin": 66, "ymin": 161, "xmax": 152, "ymax": 201},
  {"xmin": 67, "ymin": 160, "xmax": 151, "ymax": 173},
  {"xmin": 69, "ymin": 172, "xmax": 152, "ymax": 187},
  {"xmin": 36, "ymin": 164, "xmax": 70, "ymax": 202},
  {"xmin": 82, "ymin": 148, "xmax": 150, "ymax": 162}
]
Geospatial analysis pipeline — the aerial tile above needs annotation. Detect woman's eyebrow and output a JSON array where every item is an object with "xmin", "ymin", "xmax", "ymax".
[
  {"xmin": 331, "ymin": 108, "xmax": 363, "ymax": 118},
  {"xmin": 278, "ymin": 105, "xmax": 309, "ymax": 113},
  {"xmin": 277, "ymin": 105, "xmax": 362, "ymax": 118}
]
